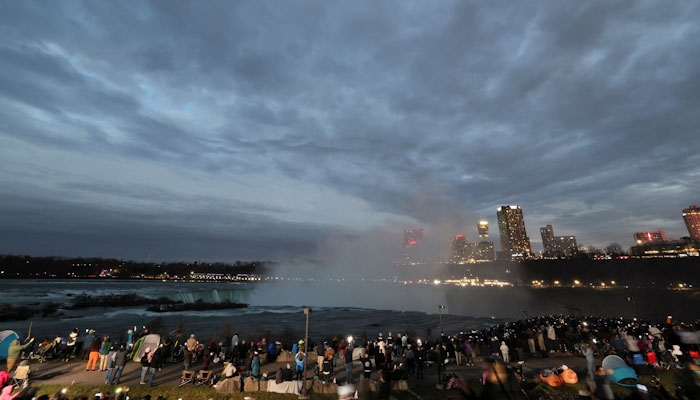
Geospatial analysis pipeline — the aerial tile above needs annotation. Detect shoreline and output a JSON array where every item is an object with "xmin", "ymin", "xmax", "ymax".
[{"xmin": 0, "ymin": 307, "xmax": 505, "ymax": 343}]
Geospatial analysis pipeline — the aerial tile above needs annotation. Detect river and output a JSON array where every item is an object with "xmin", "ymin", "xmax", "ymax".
[{"xmin": 1, "ymin": 279, "xmax": 698, "ymax": 341}]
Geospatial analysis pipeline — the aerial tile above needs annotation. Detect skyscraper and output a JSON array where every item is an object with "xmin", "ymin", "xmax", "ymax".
[
  {"xmin": 476, "ymin": 220, "xmax": 495, "ymax": 261},
  {"xmin": 683, "ymin": 205, "xmax": 700, "ymax": 241},
  {"xmin": 478, "ymin": 220, "xmax": 489, "ymax": 239},
  {"xmin": 540, "ymin": 224, "xmax": 578, "ymax": 258},
  {"xmin": 540, "ymin": 225, "xmax": 555, "ymax": 256},
  {"xmin": 497, "ymin": 205, "xmax": 531, "ymax": 258},
  {"xmin": 450, "ymin": 234, "xmax": 469, "ymax": 263}
]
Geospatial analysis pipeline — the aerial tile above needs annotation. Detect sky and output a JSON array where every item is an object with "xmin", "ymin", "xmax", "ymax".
[{"xmin": 1, "ymin": 1, "xmax": 699, "ymax": 262}]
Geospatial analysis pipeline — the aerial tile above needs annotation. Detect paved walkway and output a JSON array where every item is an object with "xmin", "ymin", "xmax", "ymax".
[{"xmin": 23, "ymin": 353, "xmax": 592, "ymax": 388}]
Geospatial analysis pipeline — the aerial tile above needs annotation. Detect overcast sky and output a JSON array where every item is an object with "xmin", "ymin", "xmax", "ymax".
[{"xmin": 1, "ymin": 1, "xmax": 699, "ymax": 261}]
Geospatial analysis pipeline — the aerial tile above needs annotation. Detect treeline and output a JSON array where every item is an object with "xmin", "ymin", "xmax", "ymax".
[{"xmin": 0, "ymin": 255, "xmax": 267, "ymax": 278}]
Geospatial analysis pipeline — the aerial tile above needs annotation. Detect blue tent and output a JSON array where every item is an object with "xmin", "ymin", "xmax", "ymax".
[
  {"xmin": 0, "ymin": 330, "xmax": 19, "ymax": 359},
  {"xmin": 602, "ymin": 355, "xmax": 638, "ymax": 388}
]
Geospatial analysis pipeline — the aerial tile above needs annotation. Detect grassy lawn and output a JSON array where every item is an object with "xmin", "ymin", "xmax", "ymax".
[
  {"xmin": 30, "ymin": 384, "xmax": 337, "ymax": 400},
  {"xmin": 26, "ymin": 368, "xmax": 694, "ymax": 400}
]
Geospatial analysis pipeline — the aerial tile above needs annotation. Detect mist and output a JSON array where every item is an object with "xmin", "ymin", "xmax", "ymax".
[{"xmin": 255, "ymin": 215, "xmax": 488, "ymax": 316}]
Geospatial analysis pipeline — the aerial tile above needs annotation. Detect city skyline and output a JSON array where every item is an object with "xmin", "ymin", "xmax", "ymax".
[
  {"xmin": 1, "ymin": 1, "xmax": 699, "ymax": 261},
  {"xmin": 449, "ymin": 203, "xmax": 696, "ymax": 254}
]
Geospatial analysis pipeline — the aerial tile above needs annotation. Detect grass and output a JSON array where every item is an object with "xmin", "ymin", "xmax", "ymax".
[
  {"xmin": 527, "ymin": 367, "xmax": 694, "ymax": 400},
  {"xmin": 27, "ymin": 366, "xmax": 695, "ymax": 400},
  {"xmin": 29, "ymin": 383, "xmax": 465, "ymax": 400},
  {"xmin": 31, "ymin": 385, "xmax": 336, "ymax": 400}
]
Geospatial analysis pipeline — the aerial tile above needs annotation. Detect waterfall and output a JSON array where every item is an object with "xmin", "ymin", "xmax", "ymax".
[
  {"xmin": 166, "ymin": 288, "xmax": 247, "ymax": 304},
  {"xmin": 177, "ymin": 291, "xmax": 196, "ymax": 303}
]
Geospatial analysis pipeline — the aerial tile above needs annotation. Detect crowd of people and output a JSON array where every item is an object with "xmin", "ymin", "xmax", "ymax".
[{"xmin": 1, "ymin": 314, "xmax": 699, "ymax": 399}]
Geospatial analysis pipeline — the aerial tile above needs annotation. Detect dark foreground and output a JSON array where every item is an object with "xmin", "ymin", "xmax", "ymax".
[
  {"xmin": 3, "ymin": 313, "xmax": 700, "ymax": 400},
  {"xmin": 6, "ymin": 352, "xmax": 700, "ymax": 400}
]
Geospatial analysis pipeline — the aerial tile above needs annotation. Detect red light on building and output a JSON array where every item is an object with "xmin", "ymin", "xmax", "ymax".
[
  {"xmin": 633, "ymin": 229, "xmax": 668, "ymax": 244},
  {"xmin": 409, "ymin": 240, "xmax": 418, "ymax": 245},
  {"xmin": 455, "ymin": 234, "xmax": 464, "ymax": 238}
]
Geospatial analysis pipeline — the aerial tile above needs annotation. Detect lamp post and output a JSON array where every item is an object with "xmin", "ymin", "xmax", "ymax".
[
  {"xmin": 438, "ymin": 305, "xmax": 445, "ymax": 333},
  {"xmin": 299, "ymin": 307, "xmax": 312, "ymax": 399}
]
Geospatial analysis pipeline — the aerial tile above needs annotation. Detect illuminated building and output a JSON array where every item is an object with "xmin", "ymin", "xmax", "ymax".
[
  {"xmin": 683, "ymin": 205, "xmax": 700, "ymax": 241},
  {"xmin": 473, "ymin": 220, "xmax": 495, "ymax": 261},
  {"xmin": 449, "ymin": 234, "xmax": 469, "ymax": 263},
  {"xmin": 475, "ymin": 240, "xmax": 495, "ymax": 261},
  {"xmin": 400, "ymin": 228, "xmax": 425, "ymax": 266},
  {"xmin": 540, "ymin": 225, "xmax": 578, "ymax": 259},
  {"xmin": 540, "ymin": 225, "xmax": 554, "ymax": 253},
  {"xmin": 497, "ymin": 205, "xmax": 532, "ymax": 259},
  {"xmin": 450, "ymin": 222, "xmax": 495, "ymax": 263},
  {"xmin": 477, "ymin": 220, "xmax": 489, "ymax": 240},
  {"xmin": 630, "ymin": 237, "xmax": 699, "ymax": 258},
  {"xmin": 403, "ymin": 228, "xmax": 424, "ymax": 247},
  {"xmin": 633, "ymin": 229, "xmax": 668, "ymax": 245}
]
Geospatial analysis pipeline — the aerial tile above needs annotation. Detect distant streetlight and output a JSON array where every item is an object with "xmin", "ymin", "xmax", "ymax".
[
  {"xmin": 299, "ymin": 307, "xmax": 312, "ymax": 399},
  {"xmin": 438, "ymin": 305, "xmax": 445, "ymax": 332}
]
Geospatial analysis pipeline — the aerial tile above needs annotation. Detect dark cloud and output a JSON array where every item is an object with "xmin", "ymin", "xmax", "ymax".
[{"xmin": 0, "ymin": 0, "xmax": 699, "ymax": 260}]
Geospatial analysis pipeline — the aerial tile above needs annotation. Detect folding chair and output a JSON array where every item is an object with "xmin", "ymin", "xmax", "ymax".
[
  {"xmin": 179, "ymin": 370, "xmax": 195, "ymax": 387},
  {"xmin": 195, "ymin": 370, "xmax": 212, "ymax": 386},
  {"xmin": 11, "ymin": 364, "xmax": 30, "ymax": 387}
]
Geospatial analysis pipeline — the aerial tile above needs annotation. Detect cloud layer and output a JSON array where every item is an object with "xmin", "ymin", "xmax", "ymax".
[{"xmin": 1, "ymin": 1, "xmax": 699, "ymax": 260}]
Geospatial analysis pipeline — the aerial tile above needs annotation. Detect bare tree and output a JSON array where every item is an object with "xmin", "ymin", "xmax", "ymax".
[
  {"xmin": 605, "ymin": 243, "xmax": 625, "ymax": 256},
  {"xmin": 586, "ymin": 246, "xmax": 602, "ymax": 256}
]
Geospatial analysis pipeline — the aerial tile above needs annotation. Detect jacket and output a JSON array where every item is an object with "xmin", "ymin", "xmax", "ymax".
[
  {"xmin": 251, "ymin": 356, "xmax": 260, "ymax": 377},
  {"xmin": 7, "ymin": 340, "xmax": 32, "ymax": 359},
  {"xmin": 90, "ymin": 339, "xmax": 102, "ymax": 352},
  {"xmin": 151, "ymin": 348, "xmax": 163, "ymax": 369},
  {"xmin": 1, "ymin": 385, "xmax": 20, "ymax": 400},
  {"xmin": 101, "ymin": 340, "xmax": 113, "ymax": 355},
  {"xmin": 68, "ymin": 332, "xmax": 79, "ymax": 347},
  {"xmin": 295, "ymin": 353, "xmax": 306, "ymax": 371},
  {"xmin": 141, "ymin": 352, "xmax": 152, "ymax": 367},
  {"xmin": 106, "ymin": 350, "xmax": 117, "ymax": 369},
  {"xmin": 115, "ymin": 349, "xmax": 128, "ymax": 367}
]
